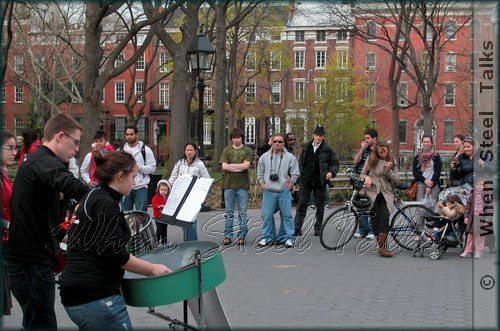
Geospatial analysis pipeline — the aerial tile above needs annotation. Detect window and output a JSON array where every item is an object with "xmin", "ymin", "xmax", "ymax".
[
  {"xmin": 337, "ymin": 49, "xmax": 348, "ymax": 69},
  {"xmin": 245, "ymin": 82, "xmax": 256, "ymax": 103},
  {"xmin": 159, "ymin": 82, "xmax": 169, "ymax": 109},
  {"xmin": 15, "ymin": 84, "xmax": 23, "ymax": 103},
  {"xmin": 244, "ymin": 117, "xmax": 256, "ymax": 145},
  {"xmin": 159, "ymin": 53, "xmax": 169, "ymax": 73},
  {"xmin": 245, "ymin": 52, "xmax": 256, "ymax": 70},
  {"xmin": 314, "ymin": 79, "xmax": 326, "ymax": 101},
  {"xmin": 367, "ymin": 21, "xmax": 377, "ymax": 38},
  {"xmin": 203, "ymin": 117, "xmax": 212, "ymax": 145},
  {"xmin": 14, "ymin": 55, "xmax": 23, "ymax": 73},
  {"xmin": 366, "ymin": 53, "xmax": 376, "ymax": 70},
  {"xmin": 0, "ymin": 84, "xmax": 5, "ymax": 103},
  {"xmin": 316, "ymin": 30, "xmax": 326, "ymax": 42},
  {"xmin": 365, "ymin": 82, "xmax": 376, "ymax": 106},
  {"xmin": 443, "ymin": 121, "xmax": 454, "ymax": 143},
  {"xmin": 115, "ymin": 53, "xmax": 125, "ymax": 68},
  {"xmin": 268, "ymin": 117, "xmax": 280, "ymax": 135},
  {"xmin": 445, "ymin": 20, "xmax": 457, "ymax": 40},
  {"xmin": 15, "ymin": 116, "xmax": 24, "ymax": 136},
  {"xmin": 270, "ymin": 51, "xmax": 281, "ymax": 71},
  {"xmin": 114, "ymin": 117, "xmax": 125, "ymax": 140},
  {"xmin": 294, "ymin": 81, "xmax": 305, "ymax": 102},
  {"xmin": 136, "ymin": 54, "xmax": 145, "ymax": 71},
  {"xmin": 295, "ymin": 31, "xmax": 305, "ymax": 42},
  {"xmin": 135, "ymin": 81, "xmax": 144, "ymax": 103},
  {"xmin": 397, "ymin": 81, "xmax": 408, "ymax": 106},
  {"xmin": 204, "ymin": 84, "xmax": 213, "ymax": 108},
  {"xmin": 115, "ymin": 81, "xmax": 125, "ymax": 103},
  {"xmin": 399, "ymin": 121, "xmax": 407, "ymax": 144},
  {"xmin": 271, "ymin": 82, "xmax": 281, "ymax": 103},
  {"xmin": 294, "ymin": 50, "xmax": 305, "ymax": 69},
  {"xmin": 444, "ymin": 52, "xmax": 456, "ymax": 71},
  {"xmin": 444, "ymin": 83, "xmax": 455, "ymax": 105},
  {"xmin": 136, "ymin": 34, "xmax": 146, "ymax": 45},
  {"xmin": 335, "ymin": 79, "xmax": 348, "ymax": 102},
  {"xmin": 316, "ymin": 50, "xmax": 326, "ymax": 69},
  {"xmin": 337, "ymin": 30, "xmax": 348, "ymax": 42}
]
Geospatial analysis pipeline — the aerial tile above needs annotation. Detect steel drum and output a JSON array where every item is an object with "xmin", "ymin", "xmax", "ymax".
[
  {"xmin": 124, "ymin": 210, "xmax": 157, "ymax": 255},
  {"xmin": 121, "ymin": 241, "xmax": 226, "ymax": 307}
]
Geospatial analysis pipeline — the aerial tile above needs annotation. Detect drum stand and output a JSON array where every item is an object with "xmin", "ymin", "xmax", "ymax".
[{"xmin": 147, "ymin": 250, "xmax": 206, "ymax": 330}]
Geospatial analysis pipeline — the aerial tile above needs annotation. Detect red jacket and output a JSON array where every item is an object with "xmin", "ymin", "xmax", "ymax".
[
  {"xmin": 1, "ymin": 167, "xmax": 12, "ymax": 240},
  {"xmin": 151, "ymin": 193, "xmax": 167, "ymax": 218}
]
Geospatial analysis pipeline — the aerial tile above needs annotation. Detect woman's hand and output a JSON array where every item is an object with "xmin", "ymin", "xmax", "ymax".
[
  {"xmin": 364, "ymin": 176, "xmax": 372, "ymax": 188},
  {"xmin": 150, "ymin": 263, "xmax": 172, "ymax": 276},
  {"xmin": 424, "ymin": 179, "xmax": 433, "ymax": 188},
  {"xmin": 425, "ymin": 186, "xmax": 431, "ymax": 194}
]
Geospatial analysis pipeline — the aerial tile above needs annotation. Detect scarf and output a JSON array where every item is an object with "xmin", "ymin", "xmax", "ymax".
[{"xmin": 418, "ymin": 149, "xmax": 435, "ymax": 172}]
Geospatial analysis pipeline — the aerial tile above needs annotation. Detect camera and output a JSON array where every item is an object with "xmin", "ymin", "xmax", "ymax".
[{"xmin": 269, "ymin": 173, "xmax": 279, "ymax": 181}]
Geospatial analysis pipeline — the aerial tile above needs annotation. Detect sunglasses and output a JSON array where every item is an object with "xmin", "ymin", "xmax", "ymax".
[{"xmin": 273, "ymin": 140, "xmax": 284, "ymax": 143}]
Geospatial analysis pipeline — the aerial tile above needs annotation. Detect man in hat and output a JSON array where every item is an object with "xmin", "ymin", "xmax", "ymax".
[{"xmin": 294, "ymin": 126, "xmax": 340, "ymax": 236}]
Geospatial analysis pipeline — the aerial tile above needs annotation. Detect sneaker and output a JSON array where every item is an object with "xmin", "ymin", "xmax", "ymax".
[
  {"xmin": 353, "ymin": 233, "xmax": 362, "ymax": 238},
  {"xmin": 284, "ymin": 239, "xmax": 294, "ymax": 248},
  {"xmin": 324, "ymin": 205, "xmax": 331, "ymax": 210},
  {"xmin": 366, "ymin": 234, "xmax": 375, "ymax": 240},
  {"xmin": 258, "ymin": 239, "xmax": 270, "ymax": 247},
  {"xmin": 460, "ymin": 251, "xmax": 472, "ymax": 258},
  {"xmin": 308, "ymin": 205, "xmax": 316, "ymax": 210},
  {"xmin": 474, "ymin": 253, "xmax": 483, "ymax": 259}
]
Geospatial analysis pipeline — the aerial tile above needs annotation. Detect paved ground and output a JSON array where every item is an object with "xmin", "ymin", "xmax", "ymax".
[{"xmin": 2, "ymin": 206, "xmax": 498, "ymax": 329}]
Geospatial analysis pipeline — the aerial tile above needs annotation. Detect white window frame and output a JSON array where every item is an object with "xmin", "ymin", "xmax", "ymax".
[
  {"xmin": 443, "ymin": 121, "xmax": 454, "ymax": 144},
  {"xmin": 270, "ymin": 51, "xmax": 281, "ymax": 71},
  {"xmin": 294, "ymin": 50, "xmax": 305, "ymax": 69},
  {"xmin": 397, "ymin": 81, "xmax": 408, "ymax": 106},
  {"xmin": 115, "ymin": 117, "xmax": 126, "ymax": 140},
  {"xmin": 444, "ymin": 83, "xmax": 455, "ymax": 106},
  {"xmin": 136, "ymin": 34, "xmax": 146, "ymax": 45},
  {"xmin": 245, "ymin": 52, "xmax": 256, "ymax": 71},
  {"xmin": 115, "ymin": 81, "xmax": 125, "ymax": 103},
  {"xmin": 444, "ymin": 52, "xmax": 456, "ymax": 72},
  {"xmin": 445, "ymin": 20, "xmax": 457, "ymax": 40},
  {"xmin": 314, "ymin": 79, "xmax": 326, "ymax": 101},
  {"xmin": 136, "ymin": 54, "xmax": 145, "ymax": 71},
  {"xmin": 316, "ymin": 30, "xmax": 326, "ymax": 42},
  {"xmin": 271, "ymin": 81, "xmax": 281, "ymax": 104},
  {"xmin": 294, "ymin": 81, "xmax": 305, "ymax": 102},
  {"xmin": 337, "ymin": 49, "xmax": 348, "ymax": 69},
  {"xmin": 15, "ymin": 116, "xmax": 24, "ymax": 136},
  {"xmin": 244, "ymin": 117, "xmax": 256, "ymax": 145},
  {"xmin": 14, "ymin": 55, "xmax": 23, "ymax": 73},
  {"xmin": 135, "ymin": 81, "xmax": 144, "ymax": 103},
  {"xmin": 295, "ymin": 31, "xmax": 305, "ymax": 42},
  {"xmin": 337, "ymin": 30, "xmax": 348, "ymax": 42},
  {"xmin": 315, "ymin": 50, "xmax": 326, "ymax": 69},
  {"xmin": 159, "ymin": 53, "xmax": 168, "ymax": 73},
  {"xmin": 245, "ymin": 82, "xmax": 256, "ymax": 104},
  {"xmin": 203, "ymin": 117, "xmax": 212, "ymax": 145},
  {"xmin": 115, "ymin": 53, "xmax": 125, "ymax": 68},
  {"xmin": 366, "ymin": 53, "xmax": 376, "ymax": 70},
  {"xmin": 159, "ymin": 82, "xmax": 169, "ymax": 109},
  {"xmin": 204, "ymin": 84, "xmax": 213, "ymax": 108},
  {"xmin": 335, "ymin": 79, "xmax": 348, "ymax": 102},
  {"xmin": 14, "ymin": 84, "xmax": 23, "ymax": 103},
  {"xmin": 367, "ymin": 22, "xmax": 377, "ymax": 38}
]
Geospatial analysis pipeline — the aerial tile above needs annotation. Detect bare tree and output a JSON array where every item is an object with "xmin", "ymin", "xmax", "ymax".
[{"xmin": 0, "ymin": 0, "xmax": 13, "ymax": 84}]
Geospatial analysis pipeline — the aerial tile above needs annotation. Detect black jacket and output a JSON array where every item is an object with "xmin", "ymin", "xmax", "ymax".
[
  {"xmin": 451, "ymin": 153, "xmax": 474, "ymax": 186},
  {"xmin": 60, "ymin": 184, "xmax": 131, "ymax": 306},
  {"xmin": 5, "ymin": 146, "xmax": 89, "ymax": 267},
  {"xmin": 412, "ymin": 153, "xmax": 442, "ymax": 188},
  {"xmin": 298, "ymin": 140, "xmax": 340, "ymax": 187}
]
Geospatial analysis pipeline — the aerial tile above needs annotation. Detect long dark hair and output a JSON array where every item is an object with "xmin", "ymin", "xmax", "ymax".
[
  {"xmin": 21, "ymin": 128, "xmax": 38, "ymax": 152},
  {"xmin": 367, "ymin": 140, "xmax": 392, "ymax": 170},
  {"xmin": 181, "ymin": 142, "xmax": 198, "ymax": 161}
]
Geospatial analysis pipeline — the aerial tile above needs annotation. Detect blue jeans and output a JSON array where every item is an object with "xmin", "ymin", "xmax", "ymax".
[
  {"xmin": 357, "ymin": 213, "xmax": 374, "ymax": 236},
  {"xmin": 184, "ymin": 221, "xmax": 198, "ymax": 241},
  {"xmin": 121, "ymin": 187, "xmax": 148, "ymax": 212},
  {"xmin": 6, "ymin": 262, "xmax": 57, "ymax": 329},
  {"xmin": 64, "ymin": 294, "xmax": 132, "ymax": 330},
  {"xmin": 224, "ymin": 189, "xmax": 248, "ymax": 239},
  {"xmin": 262, "ymin": 189, "xmax": 295, "ymax": 242},
  {"xmin": 309, "ymin": 185, "xmax": 330, "ymax": 206}
]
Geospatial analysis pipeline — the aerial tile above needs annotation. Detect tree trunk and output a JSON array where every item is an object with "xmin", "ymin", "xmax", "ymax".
[{"xmin": 422, "ymin": 101, "xmax": 433, "ymax": 136}]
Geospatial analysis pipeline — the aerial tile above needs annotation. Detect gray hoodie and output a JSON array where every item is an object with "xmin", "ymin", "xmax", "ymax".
[{"xmin": 257, "ymin": 148, "xmax": 300, "ymax": 192}]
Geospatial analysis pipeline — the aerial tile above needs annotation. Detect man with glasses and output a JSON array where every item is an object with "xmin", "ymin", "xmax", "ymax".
[
  {"xmin": 5, "ymin": 114, "xmax": 89, "ymax": 329},
  {"xmin": 294, "ymin": 126, "xmax": 339, "ymax": 236},
  {"xmin": 257, "ymin": 133, "xmax": 300, "ymax": 248},
  {"xmin": 121, "ymin": 125, "xmax": 156, "ymax": 212}
]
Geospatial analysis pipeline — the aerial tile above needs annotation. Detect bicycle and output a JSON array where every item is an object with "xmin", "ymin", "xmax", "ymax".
[{"xmin": 319, "ymin": 169, "xmax": 435, "ymax": 251}]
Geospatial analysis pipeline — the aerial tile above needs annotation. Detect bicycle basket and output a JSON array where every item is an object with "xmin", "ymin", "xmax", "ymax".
[{"xmin": 352, "ymin": 192, "xmax": 371, "ymax": 209}]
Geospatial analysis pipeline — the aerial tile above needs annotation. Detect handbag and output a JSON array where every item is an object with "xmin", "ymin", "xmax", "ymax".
[{"xmin": 406, "ymin": 181, "xmax": 418, "ymax": 200}]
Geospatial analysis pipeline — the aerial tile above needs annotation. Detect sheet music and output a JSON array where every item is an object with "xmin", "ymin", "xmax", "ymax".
[
  {"xmin": 176, "ymin": 177, "xmax": 214, "ymax": 222},
  {"xmin": 162, "ymin": 175, "xmax": 192, "ymax": 216}
]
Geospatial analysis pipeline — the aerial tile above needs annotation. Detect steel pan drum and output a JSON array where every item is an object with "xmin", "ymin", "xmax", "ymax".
[
  {"xmin": 121, "ymin": 241, "xmax": 225, "ymax": 307},
  {"xmin": 124, "ymin": 210, "xmax": 157, "ymax": 255}
]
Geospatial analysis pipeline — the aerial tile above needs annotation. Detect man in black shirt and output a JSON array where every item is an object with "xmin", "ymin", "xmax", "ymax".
[{"xmin": 5, "ymin": 114, "xmax": 89, "ymax": 329}]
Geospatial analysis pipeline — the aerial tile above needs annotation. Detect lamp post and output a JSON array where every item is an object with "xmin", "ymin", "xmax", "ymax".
[
  {"xmin": 155, "ymin": 125, "xmax": 160, "ymax": 160},
  {"xmin": 187, "ymin": 26, "xmax": 216, "ymax": 159}
]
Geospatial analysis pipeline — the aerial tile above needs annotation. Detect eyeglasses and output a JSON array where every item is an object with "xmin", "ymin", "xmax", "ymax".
[
  {"xmin": 2, "ymin": 145, "xmax": 17, "ymax": 152},
  {"xmin": 64, "ymin": 132, "xmax": 81, "ymax": 146},
  {"xmin": 273, "ymin": 140, "xmax": 284, "ymax": 143}
]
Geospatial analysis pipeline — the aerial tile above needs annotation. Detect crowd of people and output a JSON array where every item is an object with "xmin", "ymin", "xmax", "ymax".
[{"xmin": 0, "ymin": 118, "xmax": 495, "ymax": 329}]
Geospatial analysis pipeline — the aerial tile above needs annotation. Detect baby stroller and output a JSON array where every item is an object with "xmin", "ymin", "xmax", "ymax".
[{"xmin": 413, "ymin": 186, "xmax": 470, "ymax": 260}]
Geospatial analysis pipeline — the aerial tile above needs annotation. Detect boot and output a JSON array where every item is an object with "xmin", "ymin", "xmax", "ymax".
[{"xmin": 377, "ymin": 233, "xmax": 393, "ymax": 258}]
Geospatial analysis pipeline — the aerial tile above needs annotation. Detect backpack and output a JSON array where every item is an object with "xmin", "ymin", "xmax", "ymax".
[{"xmin": 122, "ymin": 143, "xmax": 146, "ymax": 163}]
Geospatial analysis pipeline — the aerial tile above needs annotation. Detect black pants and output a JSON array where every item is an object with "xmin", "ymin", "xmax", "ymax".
[
  {"xmin": 371, "ymin": 193, "xmax": 390, "ymax": 235},
  {"xmin": 294, "ymin": 185, "xmax": 326, "ymax": 232}
]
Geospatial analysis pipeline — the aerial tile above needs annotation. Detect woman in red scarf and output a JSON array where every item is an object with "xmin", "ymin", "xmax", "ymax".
[
  {"xmin": 412, "ymin": 135, "xmax": 443, "ymax": 202},
  {"xmin": 2, "ymin": 131, "xmax": 17, "ymax": 315}
]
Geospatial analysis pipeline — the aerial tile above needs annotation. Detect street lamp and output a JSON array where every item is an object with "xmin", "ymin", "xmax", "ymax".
[
  {"xmin": 155, "ymin": 125, "xmax": 161, "ymax": 160},
  {"xmin": 187, "ymin": 26, "xmax": 216, "ymax": 159}
]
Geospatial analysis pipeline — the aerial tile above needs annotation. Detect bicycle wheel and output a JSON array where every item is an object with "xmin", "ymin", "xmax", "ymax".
[
  {"xmin": 390, "ymin": 204, "xmax": 435, "ymax": 250},
  {"xmin": 320, "ymin": 206, "xmax": 359, "ymax": 250}
]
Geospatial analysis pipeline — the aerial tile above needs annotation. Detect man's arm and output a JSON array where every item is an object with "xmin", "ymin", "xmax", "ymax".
[
  {"xmin": 222, "ymin": 160, "xmax": 250, "ymax": 172},
  {"xmin": 140, "ymin": 146, "xmax": 156, "ymax": 175},
  {"xmin": 353, "ymin": 142, "xmax": 367, "ymax": 164}
]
